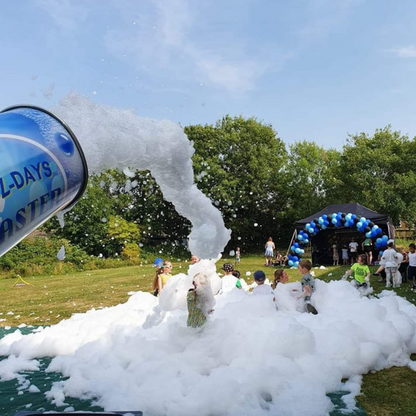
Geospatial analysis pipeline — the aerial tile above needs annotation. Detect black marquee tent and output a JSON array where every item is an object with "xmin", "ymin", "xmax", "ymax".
[{"xmin": 294, "ymin": 203, "xmax": 395, "ymax": 265}]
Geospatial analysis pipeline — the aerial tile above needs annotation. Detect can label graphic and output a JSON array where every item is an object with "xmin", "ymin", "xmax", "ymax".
[{"xmin": 0, "ymin": 106, "xmax": 88, "ymax": 256}]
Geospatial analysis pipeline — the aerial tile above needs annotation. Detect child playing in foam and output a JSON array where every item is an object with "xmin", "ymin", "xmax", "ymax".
[{"xmin": 187, "ymin": 273, "xmax": 215, "ymax": 328}]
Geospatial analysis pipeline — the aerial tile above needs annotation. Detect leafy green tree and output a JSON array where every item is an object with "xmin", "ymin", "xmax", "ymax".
[
  {"xmin": 278, "ymin": 141, "xmax": 342, "ymax": 236},
  {"xmin": 338, "ymin": 126, "xmax": 416, "ymax": 225},
  {"xmin": 43, "ymin": 173, "xmax": 115, "ymax": 257},
  {"xmin": 107, "ymin": 215, "xmax": 141, "ymax": 257},
  {"xmin": 185, "ymin": 115, "xmax": 287, "ymax": 250}
]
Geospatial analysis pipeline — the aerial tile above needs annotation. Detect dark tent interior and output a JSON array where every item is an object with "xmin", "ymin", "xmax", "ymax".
[{"xmin": 295, "ymin": 203, "xmax": 394, "ymax": 266}]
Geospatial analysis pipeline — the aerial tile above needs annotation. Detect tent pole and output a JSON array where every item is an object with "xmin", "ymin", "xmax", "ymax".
[{"xmin": 287, "ymin": 229, "xmax": 298, "ymax": 256}]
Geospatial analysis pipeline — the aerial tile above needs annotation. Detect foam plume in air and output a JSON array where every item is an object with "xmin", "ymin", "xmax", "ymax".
[{"xmin": 52, "ymin": 93, "xmax": 231, "ymax": 259}]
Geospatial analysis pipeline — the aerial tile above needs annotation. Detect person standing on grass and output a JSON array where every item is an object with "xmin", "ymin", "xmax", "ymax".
[
  {"xmin": 342, "ymin": 245, "xmax": 349, "ymax": 265},
  {"xmin": 399, "ymin": 248, "xmax": 409, "ymax": 283},
  {"xmin": 235, "ymin": 247, "xmax": 241, "ymax": 265},
  {"xmin": 264, "ymin": 237, "xmax": 275, "ymax": 266},
  {"xmin": 374, "ymin": 240, "xmax": 400, "ymax": 288},
  {"xmin": 349, "ymin": 238, "xmax": 359, "ymax": 265},
  {"xmin": 408, "ymin": 244, "xmax": 416, "ymax": 291},
  {"xmin": 362, "ymin": 237, "xmax": 373, "ymax": 265},
  {"xmin": 332, "ymin": 243, "xmax": 339, "ymax": 266}
]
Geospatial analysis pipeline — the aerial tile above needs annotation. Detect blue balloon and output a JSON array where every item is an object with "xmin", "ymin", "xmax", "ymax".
[
  {"xmin": 288, "ymin": 260, "xmax": 294, "ymax": 266},
  {"xmin": 379, "ymin": 251, "xmax": 384, "ymax": 256},
  {"xmin": 365, "ymin": 232, "xmax": 372, "ymax": 238},
  {"xmin": 295, "ymin": 248, "xmax": 301, "ymax": 253},
  {"xmin": 294, "ymin": 242, "xmax": 299, "ymax": 248},
  {"xmin": 309, "ymin": 227, "xmax": 314, "ymax": 233},
  {"xmin": 318, "ymin": 217, "xmax": 324, "ymax": 224},
  {"xmin": 293, "ymin": 261, "xmax": 299, "ymax": 267},
  {"xmin": 332, "ymin": 218, "xmax": 337, "ymax": 225},
  {"xmin": 304, "ymin": 239, "xmax": 309, "ymax": 243},
  {"xmin": 376, "ymin": 238, "xmax": 382, "ymax": 244},
  {"xmin": 306, "ymin": 223, "xmax": 310, "ymax": 228},
  {"xmin": 298, "ymin": 234, "xmax": 303, "ymax": 241},
  {"xmin": 322, "ymin": 224, "xmax": 327, "ymax": 230},
  {"xmin": 382, "ymin": 235, "xmax": 388, "ymax": 241},
  {"xmin": 356, "ymin": 222, "xmax": 362, "ymax": 228}
]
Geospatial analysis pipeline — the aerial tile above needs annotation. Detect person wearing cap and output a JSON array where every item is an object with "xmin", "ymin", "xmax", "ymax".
[
  {"xmin": 153, "ymin": 257, "xmax": 164, "ymax": 269},
  {"xmin": 151, "ymin": 258, "xmax": 164, "ymax": 296},
  {"xmin": 251, "ymin": 270, "xmax": 275, "ymax": 301},
  {"xmin": 220, "ymin": 263, "xmax": 240, "ymax": 292},
  {"xmin": 297, "ymin": 260, "xmax": 318, "ymax": 314},
  {"xmin": 157, "ymin": 261, "xmax": 173, "ymax": 294}
]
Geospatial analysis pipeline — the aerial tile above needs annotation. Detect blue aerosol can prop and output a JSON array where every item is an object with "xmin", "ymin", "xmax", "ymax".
[{"xmin": 0, "ymin": 105, "xmax": 88, "ymax": 257}]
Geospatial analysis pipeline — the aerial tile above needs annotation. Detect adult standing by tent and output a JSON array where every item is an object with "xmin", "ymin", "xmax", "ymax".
[
  {"xmin": 349, "ymin": 237, "xmax": 359, "ymax": 265},
  {"xmin": 264, "ymin": 237, "xmax": 275, "ymax": 266}
]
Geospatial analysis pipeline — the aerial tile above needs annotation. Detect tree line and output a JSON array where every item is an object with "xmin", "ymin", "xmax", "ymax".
[{"xmin": 43, "ymin": 116, "xmax": 416, "ymax": 257}]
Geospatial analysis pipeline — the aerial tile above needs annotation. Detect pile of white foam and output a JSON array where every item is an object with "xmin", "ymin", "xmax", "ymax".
[{"xmin": 1, "ymin": 264, "xmax": 416, "ymax": 416}]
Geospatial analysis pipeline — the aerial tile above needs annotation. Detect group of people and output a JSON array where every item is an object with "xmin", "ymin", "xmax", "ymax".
[
  {"xmin": 151, "ymin": 254, "xmax": 319, "ymax": 330},
  {"xmin": 339, "ymin": 239, "xmax": 416, "ymax": 290},
  {"xmin": 188, "ymin": 258, "xmax": 319, "ymax": 329},
  {"xmin": 264, "ymin": 237, "xmax": 287, "ymax": 267}
]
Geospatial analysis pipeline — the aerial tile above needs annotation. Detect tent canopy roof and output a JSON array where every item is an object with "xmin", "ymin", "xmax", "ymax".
[{"xmin": 295, "ymin": 203, "xmax": 390, "ymax": 228}]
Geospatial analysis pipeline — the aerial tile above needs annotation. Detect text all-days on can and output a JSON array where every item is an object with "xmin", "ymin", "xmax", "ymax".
[{"xmin": 0, "ymin": 106, "xmax": 88, "ymax": 257}]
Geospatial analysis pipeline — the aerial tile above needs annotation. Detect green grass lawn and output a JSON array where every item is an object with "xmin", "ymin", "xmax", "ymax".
[{"xmin": 1, "ymin": 255, "xmax": 416, "ymax": 415}]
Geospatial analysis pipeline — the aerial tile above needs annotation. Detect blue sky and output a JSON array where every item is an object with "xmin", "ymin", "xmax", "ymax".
[{"xmin": 1, "ymin": 0, "xmax": 416, "ymax": 149}]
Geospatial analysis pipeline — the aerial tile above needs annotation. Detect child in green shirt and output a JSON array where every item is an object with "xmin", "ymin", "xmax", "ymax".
[{"xmin": 342, "ymin": 254, "xmax": 371, "ymax": 291}]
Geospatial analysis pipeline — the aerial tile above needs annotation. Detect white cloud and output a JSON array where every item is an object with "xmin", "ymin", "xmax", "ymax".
[
  {"xmin": 35, "ymin": 0, "xmax": 89, "ymax": 31},
  {"xmin": 103, "ymin": 0, "xmax": 272, "ymax": 93},
  {"xmin": 391, "ymin": 45, "xmax": 416, "ymax": 58},
  {"xmin": 194, "ymin": 54, "xmax": 268, "ymax": 93}
]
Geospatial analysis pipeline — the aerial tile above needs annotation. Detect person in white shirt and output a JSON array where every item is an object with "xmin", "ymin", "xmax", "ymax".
[
  {"xmin": 375, "ymin": 240, "xmax": 400, "ymax": 288},
  {"xmin": 408, "ymin": 243, "xmax": 416, "ymax": 291},
  {"xmin": 349, "ymin": 238, "xmax": 359, "ymax": 265},
  {"xmin": 252, "ymin": 270, "xmax": 275, "ymax": 302}
]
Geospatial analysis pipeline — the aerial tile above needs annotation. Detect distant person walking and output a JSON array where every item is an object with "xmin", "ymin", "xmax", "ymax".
[
  {"xmin": 264, "ymin": 237, "xmax": 275, "ymax": 266},
  {"xmin": 235, "ymin": 247, "xmax": 241, "ymax": 265}
]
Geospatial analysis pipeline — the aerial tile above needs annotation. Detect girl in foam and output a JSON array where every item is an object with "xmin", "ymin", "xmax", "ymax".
[{"xmin": 187, "ymin": 273, "xmax": 216, "ymax": 328}]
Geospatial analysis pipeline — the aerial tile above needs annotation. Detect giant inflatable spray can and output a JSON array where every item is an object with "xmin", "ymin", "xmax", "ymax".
[{"xmin": 0, "ymin": 106, "xmax": 88, "ymax": 257}]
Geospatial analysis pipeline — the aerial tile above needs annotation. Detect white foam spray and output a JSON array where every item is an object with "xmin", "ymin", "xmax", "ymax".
[{"xmin": 52, "ymin": 93, "xmax": 231, "ymax": 259}]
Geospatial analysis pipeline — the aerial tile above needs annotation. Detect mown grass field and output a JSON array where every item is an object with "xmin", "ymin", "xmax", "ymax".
[{"xmin": 1, "ymin": 254, "xmax": 416, "ymax": 415}]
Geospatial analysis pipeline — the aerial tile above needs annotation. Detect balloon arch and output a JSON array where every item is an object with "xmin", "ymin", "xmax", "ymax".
[{"xmin": 288, "ymin": 212, "xmax": 389, "ymax": 267}]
